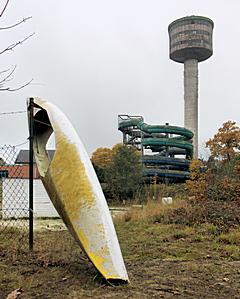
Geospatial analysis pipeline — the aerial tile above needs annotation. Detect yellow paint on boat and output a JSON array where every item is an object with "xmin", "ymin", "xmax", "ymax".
[
  {"xmin": 45, "ymin": 131, "xmax": 113, "ymax": 276},
  {"xmin": 51, "ymin": 138, "xmax": 95, "ymax": 208}
]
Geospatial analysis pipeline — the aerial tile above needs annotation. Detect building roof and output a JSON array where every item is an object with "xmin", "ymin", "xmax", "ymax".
[{"xmin": 15, "ymin": 149, "xmax": 55, "ymax": 164}]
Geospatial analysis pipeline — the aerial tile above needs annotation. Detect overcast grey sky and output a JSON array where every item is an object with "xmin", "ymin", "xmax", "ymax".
[{"xmin": 0, "ymin": 0, "xmax": 239, "ymax": 157}]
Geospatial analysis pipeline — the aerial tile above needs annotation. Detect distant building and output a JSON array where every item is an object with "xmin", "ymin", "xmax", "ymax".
[
  {"xmin": 15, "ymin": 149, "xmax": 55, "ymax": 179},
  {"xmin": 0, "ymin": 149, "xmax": 55, "ymax": 179}
]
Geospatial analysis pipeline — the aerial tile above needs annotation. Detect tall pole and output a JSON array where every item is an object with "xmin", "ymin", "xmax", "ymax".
[{"xmin": 29, "ymin": 97, "xmax": 34, "ymax": 250}]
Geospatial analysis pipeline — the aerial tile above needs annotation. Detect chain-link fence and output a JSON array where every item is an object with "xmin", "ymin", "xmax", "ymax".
[{"xmin": 0, "ymin": 145, "xmax": 29, "ymax": 249}]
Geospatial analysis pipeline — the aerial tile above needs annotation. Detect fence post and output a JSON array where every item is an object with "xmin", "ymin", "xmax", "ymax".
[{"xmin": 29, "ymin": 98, "xmax": 34, "ymax": 250}]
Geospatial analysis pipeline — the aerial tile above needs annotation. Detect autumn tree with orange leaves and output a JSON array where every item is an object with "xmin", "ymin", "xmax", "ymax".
[
  {"xmin": 187, "ymin": 121, "xmax": 240, "ymax": 202},
  {"xmin": 91, "ymin": 147, "xmax": 113, "ymax": 169},
  {"xmin": 186, "ymin": 159, "xmax": 208, "ymax": 199},
  {"xmin": 91, "ymin": 144, "xmax": 141, "ymax": 200},
  {"xmin": 91, "ymin": 147, "xmax": 113, "ymax": 183},
  {"xmin": 206, "ymin": 121, "xmax": 240, "ymax": 162}
]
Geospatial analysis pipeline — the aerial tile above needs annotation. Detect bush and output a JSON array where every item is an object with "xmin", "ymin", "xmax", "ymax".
[{"xmin": 104, "ymin": 145, "xmax": 142, "ymax": 200}]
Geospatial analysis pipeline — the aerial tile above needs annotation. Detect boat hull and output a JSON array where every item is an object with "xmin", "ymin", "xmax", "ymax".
[{"xmin": 28, "ymin": 98, "xmax": 129, "ymax": 282}]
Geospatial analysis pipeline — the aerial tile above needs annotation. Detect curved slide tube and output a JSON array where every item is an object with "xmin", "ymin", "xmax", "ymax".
[
  {"xmin": 118, "ymin": 116, "xmax": 193, "ymax": 181},
  {"xmin": 142, "ymin": 137, "xmax": 192, "ymax": 157},
  {"xmin": 120, "ymin": 120, "xmax": 193, "ymax": 140},
  {"xmin": 143, "ymin": 168, "xmax": 190, "ymax": 180},
  {"xmin": 28, "ymin": 98, "xmax": 129, "ymax": 282},
  {"xmin": 142, "ymin": 156, "xmax": 190, "ymax": 171}
]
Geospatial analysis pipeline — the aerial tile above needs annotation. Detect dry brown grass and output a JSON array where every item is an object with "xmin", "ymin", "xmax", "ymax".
[
  {"xmin": 2, "ymin": 218, "xmax": 240, "ymax": 298},
  {"xmin": 115, "ymin": 198, "xmax": 187, "ymax": 223}
]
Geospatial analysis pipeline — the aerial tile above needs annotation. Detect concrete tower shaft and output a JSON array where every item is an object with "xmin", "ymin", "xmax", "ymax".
[
  {"xmin": 184, "ymin": 59, "xmax": 198, "ymax": 157},
  {"xmin": 168, "ymin": 16, "xmax": 214, "ymax": 158}
]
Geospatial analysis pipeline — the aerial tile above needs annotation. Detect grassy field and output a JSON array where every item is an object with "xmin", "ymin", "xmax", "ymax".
[{"xmin": 1, "ymin": 204, "xmax": 240, "ymax": 298}]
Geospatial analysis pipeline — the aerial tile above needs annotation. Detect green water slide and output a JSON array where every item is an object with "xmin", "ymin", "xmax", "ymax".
[{"xmin": 118, "ymin": 116, "xmax": 193, "ymax": 182}]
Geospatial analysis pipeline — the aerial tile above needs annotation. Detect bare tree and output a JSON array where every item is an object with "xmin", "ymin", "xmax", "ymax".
[{"xmin": 0, "ymin": 0, "xmax": 34, "ymax": 91}]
